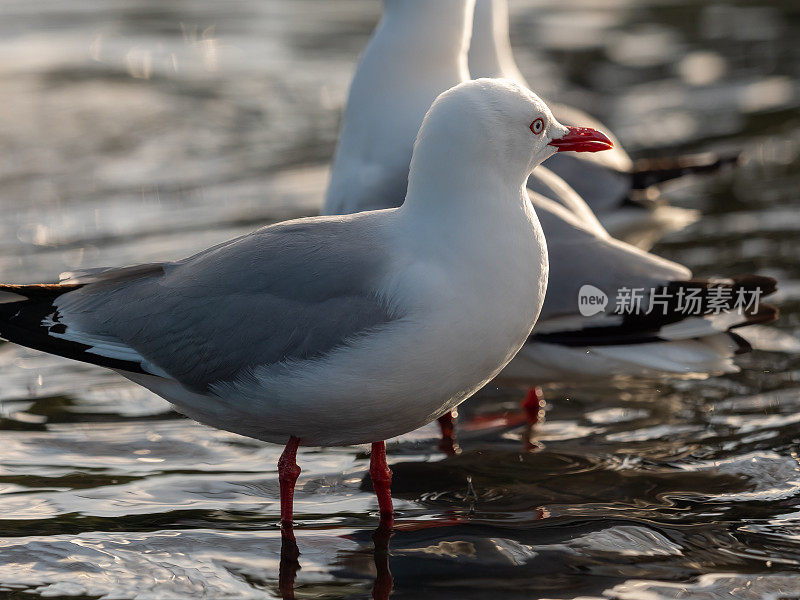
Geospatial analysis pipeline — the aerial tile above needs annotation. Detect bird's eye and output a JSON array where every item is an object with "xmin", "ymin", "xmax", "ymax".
[{"xmin": 530, "ymin": 118, "xmax": 544, "ymax": 135}]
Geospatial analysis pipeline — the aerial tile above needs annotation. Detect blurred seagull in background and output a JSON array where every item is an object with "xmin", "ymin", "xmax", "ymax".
[
  {"xmin": 0, "ymin": 79, "xmax": 610, "ymax": 533},
  {"xmin": 470, "ymin": 0, "xmax": 743, "ymax": 248},
  {"xmin": 324, "ymin": 0, "xmax": 781, "ymax": 452}
]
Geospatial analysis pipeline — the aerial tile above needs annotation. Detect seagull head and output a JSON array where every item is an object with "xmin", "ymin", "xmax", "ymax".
[{"xmin": 412, "ymin": 78, "xmax": 613, "ymax": 185}]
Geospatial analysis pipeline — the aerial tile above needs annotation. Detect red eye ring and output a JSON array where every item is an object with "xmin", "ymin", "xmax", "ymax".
[{"xmin": 530, "ymin": 118, "xmax": 544, "ymax": 135}]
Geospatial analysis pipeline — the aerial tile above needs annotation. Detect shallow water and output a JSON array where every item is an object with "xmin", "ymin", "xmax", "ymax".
[{"xmin": 0, "ymin": 0, "xmax": 799, "ymax": 598}]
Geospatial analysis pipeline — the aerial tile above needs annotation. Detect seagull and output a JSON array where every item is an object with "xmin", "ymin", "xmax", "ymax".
[
  {"xmin": 323, "ymin": 0, "xmax": 778, "ymax": 451},
  {"xmin": 0, "ymin": 79, "xmax": 613, "ymax": 532},
  {"xmin": 469, "ymin": 0, "xmax": 742, "ymax": 248}
]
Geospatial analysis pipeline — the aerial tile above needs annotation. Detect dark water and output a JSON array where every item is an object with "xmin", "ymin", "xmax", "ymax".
[{"xmin": 0, "ymin": 0, "xmax": 799, "ymax": 598}]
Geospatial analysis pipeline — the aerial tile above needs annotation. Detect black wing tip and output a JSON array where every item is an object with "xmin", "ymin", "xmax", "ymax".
[
  {"xmin": 731, "ymin": 274, "xmax": 778, "ymax": 297},
  {"xmin": 728, "ymin": 331, "xmax": 753, "ymax": 355},
  {"xmin": 631, "ymin": 150, "xmax": 743, "ymax": 189},
  {"xmin": 0, "ymin": 282, "xmax": 146, "ymax": 375},
  {"xmin": 729, "ymin": 302, "xmax": 780, "ymax": 328}
]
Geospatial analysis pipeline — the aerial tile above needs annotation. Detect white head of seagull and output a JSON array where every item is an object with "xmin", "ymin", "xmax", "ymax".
[{"xmin": 404, "ymin": 78, "xmax": 612, "ymax": 208}]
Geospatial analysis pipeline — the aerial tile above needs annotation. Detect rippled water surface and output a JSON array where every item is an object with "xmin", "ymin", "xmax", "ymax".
[{"xmin": 1, "ymin": 0, "xmax": 800, "ymax": 598}]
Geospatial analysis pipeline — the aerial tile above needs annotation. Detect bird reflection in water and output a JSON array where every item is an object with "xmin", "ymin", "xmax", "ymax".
[
  {"xmin": 279, "ymin": 525, "xmax": 394, "ymax": 600},
  {"xmin": 279, "ymin": 530, "xmax": 301, "ymax": 600}
]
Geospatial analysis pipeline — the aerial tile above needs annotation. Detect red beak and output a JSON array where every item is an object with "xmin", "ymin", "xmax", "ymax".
[{"xmin": 548, "ymin": 126, "xmax": 614, "ymax": 153}]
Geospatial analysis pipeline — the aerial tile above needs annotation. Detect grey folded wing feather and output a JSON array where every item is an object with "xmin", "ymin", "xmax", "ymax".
[
  {"xmin": 9, "ymin": 215, "xmax": 398, "ymax": 392},
  {"xmin": 532, "ymin": 194, "xmax": 691, "ymax": 323}
]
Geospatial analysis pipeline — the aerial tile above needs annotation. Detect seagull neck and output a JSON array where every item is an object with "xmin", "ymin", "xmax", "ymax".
[
  {"xmin": 400, "ymin": 156, "xmax": 529, "ymax": 236},
  {"xmin": 469, "ymin": 0, "xmax": 523, "ymax": 82},
  {"xmin": 380, "ymin": 0, "xmax": 475, "ymax": 70}
]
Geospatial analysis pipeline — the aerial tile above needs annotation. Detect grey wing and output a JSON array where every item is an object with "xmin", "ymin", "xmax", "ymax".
[
  {"xmin": 532, "ymin": 194, "xmax": 691, "ymax": 323},
  {"xmin": 39, "ymin": 215, "xmax": 397, "ymax": 391}
]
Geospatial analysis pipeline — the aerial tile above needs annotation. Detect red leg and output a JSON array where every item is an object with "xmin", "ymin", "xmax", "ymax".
[
  {"xmin": 437, "ymin": 409, "xmax": 460, "ymax": 456},
  {"xmin": 521, "ymin": 387, "xmax": 545, "ymax": 451},
  {"xmin": 370, "ymin": 441, "xmax": 394, "ymax": 530},
  {"xmin": 278, "ymin": 435, "xmax": 301, "ymax": 537}
]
